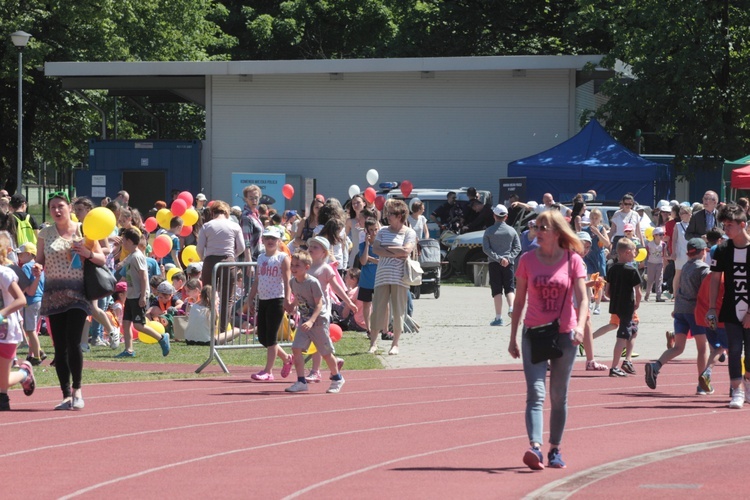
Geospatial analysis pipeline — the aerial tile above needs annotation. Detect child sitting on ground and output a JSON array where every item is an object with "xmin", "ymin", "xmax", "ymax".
[
  {"xmin": 171, "ymin": 271, "xmax": 186, "ymax": 301},
  {"xmin": 645, "ymin": 238, "xmax": 710, "ymax": 393},
  {"xmin": 285, "ymin": 250, "xmax": 345, "ymax": 394},
  {"xmin": 147, "ymin": 281, "xmax": 183, "ymax": 320},
  {"xmin": 607, "ymin": 238, "xmax": 642, "ymax": 377}
]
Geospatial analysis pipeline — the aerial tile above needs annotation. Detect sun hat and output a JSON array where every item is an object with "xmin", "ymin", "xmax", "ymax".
[
  {"xmin": 157, "ymin": 281, "xmax": 175, "ymax": 295},
  {"xmin": 262, "ymin": 226, "xmax": 282, "ymax": 239},
  {"xmin": 492, "ymin": 204, "xmax": 508, "ymax": 217},
  {"xmin": 15, "ymin": 242, "xmax": 36, "ymax": 255},
  {"xmin": 196, "ymin": 193, "xmax": 207, "ymax": 201},
  {"xmin": 623, "ymin": 223, "xmax": 635, "ymax": 232},
  {"xmin": 577, "ymin": 231, "xmax": 592, "ymax": 243},
  {"xmin": 307, "ymin": 236, "xmax": 331, "ymax": 251}
]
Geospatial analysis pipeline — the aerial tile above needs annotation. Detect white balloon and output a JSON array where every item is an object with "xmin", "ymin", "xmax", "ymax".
[
  {"xmin": 366, "ymin": 169, "xmax": 379, "ymax": 186},
  {"xmin": 409, "ymin": 197, "xmax": 422, "ymax": 210},
  {"xmin": 348, "ymin": 184, "xmax": 360, "ymax": 199}
]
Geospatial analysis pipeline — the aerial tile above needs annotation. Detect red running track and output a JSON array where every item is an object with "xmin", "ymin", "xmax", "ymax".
[{"xmin": 2, "ymin": 359, "xmax": 745, "ymax": 499}]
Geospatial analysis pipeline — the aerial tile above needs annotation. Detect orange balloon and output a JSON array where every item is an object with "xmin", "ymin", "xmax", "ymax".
[
  {"xmin": 329, "ymin": 324, "xmax": 343, "ymax": 342},
  {"xmin": 152, "ymin": 234, "xmax": 173, "ymax": 259}
]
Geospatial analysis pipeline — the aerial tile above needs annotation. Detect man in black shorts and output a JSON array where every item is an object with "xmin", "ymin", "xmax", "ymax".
[{"xmin": 482, "ymin": 205, "xmax": 521, "ymax": 326}]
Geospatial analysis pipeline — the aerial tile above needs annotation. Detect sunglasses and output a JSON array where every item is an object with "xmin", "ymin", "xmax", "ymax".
[{"xmin": 47, "ymin": 190, "xmax": 70, "ymax": 203}]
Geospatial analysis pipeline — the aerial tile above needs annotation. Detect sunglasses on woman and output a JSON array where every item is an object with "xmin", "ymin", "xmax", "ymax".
[{"xmin": 47, "ymin": 190, "xmax": 70, "ymax": 203}]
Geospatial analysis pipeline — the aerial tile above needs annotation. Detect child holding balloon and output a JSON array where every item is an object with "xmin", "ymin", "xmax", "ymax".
[
  {"xmin": 115, "ymin": 228, "xmax": 170, "ymax": 358},
  {"xmin": 644, "ymin": 227, "xmax": 667, "ymax": 302}
]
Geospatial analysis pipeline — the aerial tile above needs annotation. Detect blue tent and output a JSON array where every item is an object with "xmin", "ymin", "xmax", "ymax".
[{"xmin": 507, "ymin": 119, "xmax": 671, "ymax": 205}]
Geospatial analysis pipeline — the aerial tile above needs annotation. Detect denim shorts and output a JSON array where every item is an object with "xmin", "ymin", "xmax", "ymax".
[{"xmin": 673, "ymin": 312, "xmax": 706, "ymax": 336}]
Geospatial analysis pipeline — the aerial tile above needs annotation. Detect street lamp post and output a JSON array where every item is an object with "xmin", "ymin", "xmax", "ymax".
[{"xmin": 11, "ymin": 30, "xmax": 31, "ymax": 195}]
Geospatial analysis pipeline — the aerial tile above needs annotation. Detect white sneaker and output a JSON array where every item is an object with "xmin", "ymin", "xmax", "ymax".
[
  {"xmin": 285, "ymin": 381, "xmax": 309, "ymax": 393},
  {"xmin": 108, "ymin": 328, "xmax": 121, "ymax": 349},
  {"xmin": 729, "ymin": 390, "xmax": 745, "ymax": 409},
  {"xmin": 593, "ymin": 307, "xmax": 601, "ymax": 315},
  {"xmin": 80, "ymin": 343, "xmax": 91, "ymax": 353},
  {"xmin": 327, "ymin": 377, "xmax": 345, "ymax": 394},
  {"xmin": 92, "ymin": 337, "xmax": 108, "ymax": 347}
]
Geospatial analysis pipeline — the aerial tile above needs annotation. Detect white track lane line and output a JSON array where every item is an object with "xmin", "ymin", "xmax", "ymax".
[{"xmin": 524, "ymin": 434, "xmax": 750, "ymax": 499}]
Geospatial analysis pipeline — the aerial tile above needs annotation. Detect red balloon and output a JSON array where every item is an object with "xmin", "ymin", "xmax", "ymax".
[
  {"xmin": 171, "ymin": 198, "xmax": 187, "ymax": 217},
  {"xmin": 180, "ymin": 224, "xmax": 193, "ymax": 237},
  {"xmin": 144, "ymin": 217, "xmax": 158, "ymax": 233},
  {"xmin": 401, "ymin": 180, "xmax": 413, "ymax": 198},
  {"xmin": 177, "ymin": 191, "xmax": 194, "ymax": 207},
  {"xmin": 374, "ymin": 195, "xmax": 386, "ymax": 211},
  {"xmin": 364, "ymin": 187, "xmax": 376, "ymax": 204},
  {"xmin": 282, "ymin": 184, "xmax": 295, "ymax": 200},
  {"xmin": 329, "ymin": 324, "xmax": 343, "ymax": 343},
  {"xmin": 152, "ymin": 234, "xmax": 173, "ymax": 259}
]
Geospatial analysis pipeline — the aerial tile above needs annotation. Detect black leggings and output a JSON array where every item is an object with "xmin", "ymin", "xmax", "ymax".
[
  {"xmin": 49, "ymin": 309, "xmax": 88, "ymax": 398},
  {"xmin": 257, "ymin": 298, "xmax": 285, "ymax": 347}
]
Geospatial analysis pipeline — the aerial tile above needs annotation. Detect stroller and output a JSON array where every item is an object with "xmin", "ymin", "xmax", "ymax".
[{"xmin": 412, "ymin": 238, "xmax": 441, "ymax": 299}]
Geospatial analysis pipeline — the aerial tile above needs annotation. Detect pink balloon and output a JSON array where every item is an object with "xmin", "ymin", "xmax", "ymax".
[
  {"xmin": 152, "ymin": 234, "xmax": 173, "ymax": 259},
  {"xmin": 171, "ymin": 198, "xmax": 187, "ymax": 216},
  {"xmin": 180, "ymin": 224, "xmax": 193, "ymax": 237},
  {"xmin": 178, "ymin": 191, "xmax": 194, "ymax": 206},
  {"xmin": 329, "ymin": 324, "xmax": 343, "ymax": 342},
  {"xmin": 374, "ymin": 195, "xmax": 386, "ymax": 211},
  {"xmin": 364, "ymin": 187, "xmax": 376, "ymax": 204},
  {"xmin": 401, "ymin": 180, "xmax": 413, "ymax": 198},
  {"xmin": 144, "ymin": 217, "xmax": 158, "ymax": 233},
  {"xmin": 282, "ymin": 184, "xmax": 294, "ymax": 200}
]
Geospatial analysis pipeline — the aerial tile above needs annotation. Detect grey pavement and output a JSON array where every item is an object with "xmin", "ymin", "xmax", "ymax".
[{"xmin": 378, "ymin": 284, "xmax": 698, "ymax": 369}]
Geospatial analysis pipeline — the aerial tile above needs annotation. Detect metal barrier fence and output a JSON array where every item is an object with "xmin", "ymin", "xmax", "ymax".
[{"xmin": 195, "ymin": 261, "xmax": 293, "ymax": 374}]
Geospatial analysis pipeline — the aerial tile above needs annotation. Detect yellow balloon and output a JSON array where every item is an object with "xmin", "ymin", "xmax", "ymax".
[
  {"xmin": 181, "ymin": 245, "xmax": 200, "ymax": 267},
  {"xmin": 182, "ymin": 208, "xmax": 199, "ymax": 227},
  {"xmin": 71, "ymin": 213, "xmax": 79, "ymax": 223},
  {"xmin": 82, "ymin": 207, "xmax": 116, "ymax": 241},
  {"xmin": 140, "ymin": 320, "xmax": 165, "ymax": 344},
  {"xmin": 166, "ymin": 267, "xmax": 180, "ymax": 282},
  {"xmin": 156, "ymin": 208, "xmax": 173, "ymax": 230},
  {"xmin": 645, "ymin": 227, "xmax": 654, "ymax": 242},
  {"xmin": 304, "ymin": 342, "xmax": 317, "ymax": 355},
  {"xmin": 635, "ymin": 248, "xmax": 647, "ymax": 262}
]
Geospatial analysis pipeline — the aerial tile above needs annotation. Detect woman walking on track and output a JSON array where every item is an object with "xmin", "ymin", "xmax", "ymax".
[
  {"xmin": 508, "ymin": 210, "xmax": 587, "ymax": 470},
  {"xmin": 38, "ymin": 192, "xmax": 106, "ymax": 410}
]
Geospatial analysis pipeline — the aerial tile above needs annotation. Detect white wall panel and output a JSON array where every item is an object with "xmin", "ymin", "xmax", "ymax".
[{"xmin": 209, "ymin": 70, "xmax": 578, "ymax": 203}]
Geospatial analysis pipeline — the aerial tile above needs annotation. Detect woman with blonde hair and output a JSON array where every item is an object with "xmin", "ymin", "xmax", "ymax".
[
  {"xmin": 369, "ymin": 199, "xmax": 417, "ymax": 355},
  {"xmin": 509, "ymin": 209, "xmax": 587, "ymax": 470}
]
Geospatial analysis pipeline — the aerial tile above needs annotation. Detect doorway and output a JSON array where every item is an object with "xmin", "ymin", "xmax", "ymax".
[{"xmin": 122, "ymin": 170, "xmax": 166, "ymax": 214}]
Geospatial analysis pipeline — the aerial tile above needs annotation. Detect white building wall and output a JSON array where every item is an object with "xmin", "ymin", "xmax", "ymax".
[{"xmin": 209, "ymin": 69, "xmax": 577, "ymax": 203}]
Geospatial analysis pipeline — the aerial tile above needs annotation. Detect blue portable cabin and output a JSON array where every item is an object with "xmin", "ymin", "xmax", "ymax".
[{"xmin": 76, "ymin": 139, "xmax": 202, "ymax": 214}]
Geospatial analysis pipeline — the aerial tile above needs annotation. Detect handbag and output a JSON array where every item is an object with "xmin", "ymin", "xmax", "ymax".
[
  {"xmin": 403, "ymin": 257, "xmax": 424, "ymax": 286},
  {"xmin": 83, "ymin": 259, "xmax": 117, "ymax": 301},
  {"xmin": 527, "ymin": 319, "xmax": 563, "ymax": 364},
  {"xmin": 525, "ymin": 254, "xmax": 571, "ymax": 364}
]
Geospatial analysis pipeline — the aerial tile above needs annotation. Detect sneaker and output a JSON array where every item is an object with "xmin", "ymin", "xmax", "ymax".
[
  {"xmin": 0, "ymin": 393, "xmax": 9, "ymax": 411},
  {"xmin": 666, "ymin": 331, "xmax": 675, "ymax": 349},
  {"xmin": 80, "ymin": 343, "xmax": 91, "ymax": 353},
  {"xmin": 327, "ymin": 376, "xmax": 345, "ymax": 394},
  {"xmin": 72, "ymin": 395, "xmax": 85, "ymax": 410},
  {"xmin": 696, "ymin": 385, "xmax": 713, "ymax": 395},
  {"xmin": 547, "ymin": 448, "xmax": 566, "ymax": 469},
  {"xmin": 699, "ymin": 370, "xmax": 713, "ymax": 394},
  {"xmin": 655, "ymin": 297, "xmax": 666, "ymax": 302},
  {"xmin": 109, "ymin": 328, "xmax": 121, "ymax": 349},
  {"xmin": 609, "ymin": 367, "xmax": 627, "ymax": 377},
  {"xmin": 54, "ymin": 398, "xmax": 73, "ymax": 410},
  {"xmin": 592, "ymin": 307, "xmax": 601, "ymax": 315},
  {"xmin": 586, "ymin": 360, "xmax": 608, "ymax": 371},
  {"xmin": 336, "ymin": 357, "xmax": 345, "ymax": 371},
  {"xmin": 158, "ymin": 334, "xmax": 170, "ymax": 356},
  {"xmin": 93, "ymin": 337, "xmax": 108, "ymax": 347},
  {"xmin": 25, "ymin": 355, "xmax": 42, "ymax": 366},
  {"xmin": 19, "ymin": 361, "xmax": 35, "ymax": 397},
  {"xmin": 645, "ymin": 363, "xmax": 658, "ymax": 389},
  {"xmin": 621, "ymin": 360, "xmax": 636, "ymax": 375},
  {"xmin": 367, "ymin": 345, "xmax": 378, "ymax": 354},
  {"xmin": 490, "ymin": 318, "xmax": 505, "ymax": 326},
  {"xmin": 643, "ymin": 294, "xmax": 650, "ymax": 302},
  {"xmin": 381, "ymin": 331, "xmax": 394, "ymax": 341},
  {"xmin": 305, "ymin": 370, "xmax": 322, "ymax": 383},
  {"xmin": 115, "ymin": 350, "xmax": 136, "ymax": 358},
  {"xmin": 285, "ymin": 381, "xmax": 309, "ymax": 393},
  {"xmin": 523, "ymin": 447, "xmax": 545, "ymax": 470},
  {"xmin": 280, "ymin": 358, "xmax": 293, "ymax": 378},
  {"xmin": 508, "ymin": 307, "xmax": 514, "ymax": 317},
  {"xmin": 251, "ymin": 371, "xmax": 274, "ymax": 382},
  {"xmin": 729, "ymin": 390, "xmax": 745, "ymax": 409}
]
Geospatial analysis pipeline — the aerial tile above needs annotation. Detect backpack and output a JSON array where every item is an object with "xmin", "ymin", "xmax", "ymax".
[{"xmin": 15, "ymin": 214, "xmax": 36, "ymax": 246}]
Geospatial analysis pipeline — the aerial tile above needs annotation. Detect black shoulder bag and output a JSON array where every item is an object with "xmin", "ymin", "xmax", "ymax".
[{"xmin": 526, "ymin": 254, "xmax": 572, "ymax": 364}]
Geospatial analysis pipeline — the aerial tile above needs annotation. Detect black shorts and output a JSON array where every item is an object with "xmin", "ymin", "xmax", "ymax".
[
  {"xmin": 257, "ymin": 298, "xmax": 285, "ymax": 348},
  {"xmin": 123, "ymin": 298, "xmax": 147, "ymax": 325},
  {"xmin": 489, "ymin": 261, "xmax": 515, "ymax": 297},
  {"xmin": 357, "ymin": 287, "xmax": 374, "ymax": 303},
  {"xmin": 616, "ymin": 313, "xmax": 639, "ymax": 340}
]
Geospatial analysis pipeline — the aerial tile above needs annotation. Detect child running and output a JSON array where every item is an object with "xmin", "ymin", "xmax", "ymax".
[
  {"xmin": 247, "ymin": 226, "xmax": 293, "ymax": 381},
  {"xmin": 645, "ymin": 238, "xmax": 710, "ymax": 393},
  {"xmin": 607, "ymin": 238, "xmax": 642, "ymax": 377},
  {"xmin": 0, "ymin": 231, "xmax": 36, "ymax": 410},
  {"xmin": 285, "ymin": 249, "xmax": 345, "ymax": 394},
  {"xmin": 115, "ymin": 228, "xmax": 170, "ymax": 358}
]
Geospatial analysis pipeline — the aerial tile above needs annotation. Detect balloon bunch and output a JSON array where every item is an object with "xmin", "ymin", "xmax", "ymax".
[{"xmin": 143, "ymin": 191, "xmax": 200, "ymax": 253}]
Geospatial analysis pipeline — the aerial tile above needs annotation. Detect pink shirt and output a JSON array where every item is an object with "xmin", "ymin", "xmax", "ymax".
[{"xmin": 516, "ymin": 250, "xmax": 586, "ymax": 332}]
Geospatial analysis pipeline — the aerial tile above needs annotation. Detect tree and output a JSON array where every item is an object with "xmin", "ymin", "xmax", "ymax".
[{"xmin": 579, "ymin": 0, "xmax": 750, "ymax": 163}]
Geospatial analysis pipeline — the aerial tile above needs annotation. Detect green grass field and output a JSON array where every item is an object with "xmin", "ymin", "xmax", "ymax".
[{"xmin": 20, "ymin": 331, "xmax": 384, "ymax": 387}]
